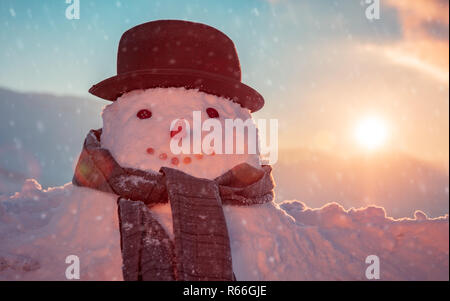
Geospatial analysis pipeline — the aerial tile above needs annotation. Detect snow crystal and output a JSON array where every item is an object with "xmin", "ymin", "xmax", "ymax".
[
  {"xmin": 116, "ymin": 175, "xmax": 156, "ymax": 191},
  {"xmin": 122, "ymin": 222, "xmax": 134, "ymax": 231},
  {"xmin": 144, "ymin": 236, "xmax": 160, "ymax": 246}
]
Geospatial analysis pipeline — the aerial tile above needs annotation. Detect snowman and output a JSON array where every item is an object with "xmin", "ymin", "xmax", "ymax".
[{"xmin": 0, "ymin": 20, "xmax": 304, "ymax": 281}]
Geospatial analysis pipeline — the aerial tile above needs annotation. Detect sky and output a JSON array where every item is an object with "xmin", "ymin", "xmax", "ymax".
[{"xmin": 0, "ymin": 0, "xmax": 449, "ymax": 169}]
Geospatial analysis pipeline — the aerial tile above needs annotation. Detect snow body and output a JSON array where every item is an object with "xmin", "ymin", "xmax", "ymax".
[
  {"xmin": 1, "ymin": 180, "xmax": 448, "ymax": 280},
  {"xmin": 101, "ymin": 87, "xmax": 261, "ymax": 180}
]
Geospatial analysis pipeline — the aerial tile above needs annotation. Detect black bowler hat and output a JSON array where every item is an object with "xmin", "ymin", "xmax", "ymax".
[{"xmin": 89, "ymin": 20, "xmax": 264, "ymax": 112}]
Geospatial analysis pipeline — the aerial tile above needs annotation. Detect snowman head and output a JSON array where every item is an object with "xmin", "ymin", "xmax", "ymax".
[
  {"xmin": 89, "ymin": 20, "xmax": 268, "ymax": 178},
  {"xmin": 101, "ymin": 87, "xmax": 261, "ymax": 179}
]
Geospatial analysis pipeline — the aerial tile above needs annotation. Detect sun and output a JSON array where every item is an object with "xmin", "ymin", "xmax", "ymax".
[{"xmin": 355, "ymin": 116, "xmax": 388, "ymax": 150}]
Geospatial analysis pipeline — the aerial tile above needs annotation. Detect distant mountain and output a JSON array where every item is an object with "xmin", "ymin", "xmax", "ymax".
[
  {"xmin": 273, "ymin": 149, "xmax": 449, "ymax": 218},
  {"xmin": 0, "ymin": 87, "xmax": 448, "ymax": 218},
  {"xmin": 0, "ymin": 87, "xmax": 107, "ymax": 195}
]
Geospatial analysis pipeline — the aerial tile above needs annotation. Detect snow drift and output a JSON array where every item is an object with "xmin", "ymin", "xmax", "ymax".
[
  {"xmin": 0, "ymin": 179, "xmax": 448, "ymax": 281},
  {"xmin": 0, "ymin": 180, "xmax": 123, "ymax": 281},
  {"xmin": 278, "ymin": 200, "xmax": 449, "ymax": 280}
]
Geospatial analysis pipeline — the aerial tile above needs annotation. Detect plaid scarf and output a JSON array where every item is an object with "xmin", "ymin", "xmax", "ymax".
[{"xmin": 73, "ymin": 129, "xmax": 275, "ymax": 281}]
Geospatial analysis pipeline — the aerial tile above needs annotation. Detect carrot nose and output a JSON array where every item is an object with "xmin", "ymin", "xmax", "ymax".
[
  {"xmin": 170, "ymin": 119, "xmax": 189, "ymax": 139},
  {"xmin": 170, "ymin": 125, "xmax": 183, "ymax": 138}
]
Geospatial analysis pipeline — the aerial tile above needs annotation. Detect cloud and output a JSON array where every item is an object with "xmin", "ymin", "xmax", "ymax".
[
  {"xmin": 371, "ymin": 0, "xmax": 450, "ymax": 83},
  {"xmin": 385, "ymin": 0, "xmax": 449, "ymax": 39},
  {"xmin": 360, "ymin": 42, "xmax": 449, "ymax": 83}
]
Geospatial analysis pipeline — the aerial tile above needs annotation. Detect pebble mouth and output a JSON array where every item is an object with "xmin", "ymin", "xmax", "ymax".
[{"xmin": 146, "ymin": 147, "xmax": 209, "ymax": 166}]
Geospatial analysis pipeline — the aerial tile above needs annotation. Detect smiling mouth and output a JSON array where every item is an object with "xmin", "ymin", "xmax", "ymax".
[{"xmin": 146, "ymin": 147, "xmax": 208, "ymax": 166}]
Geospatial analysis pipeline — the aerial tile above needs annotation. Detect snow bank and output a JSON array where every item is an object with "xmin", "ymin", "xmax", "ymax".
[
  {"xmin": 279, "ymin": 200, "xmax": 449, "ymax": 280},
  {"xmin": 222, "ymin": 200, "xmax": 448, "ymax": 280},
  {"xmin": 0, "ymin": 179, "xmax": 448, "ymax": 280},
  {"xmin": 0, "ymin": 179, "xmax": 123, "ymax": 280}
]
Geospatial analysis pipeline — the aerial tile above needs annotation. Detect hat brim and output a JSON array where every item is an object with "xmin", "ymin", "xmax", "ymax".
[{"xmin": 89, "ymin": 69, "xmax": 264, "ymax": 112}]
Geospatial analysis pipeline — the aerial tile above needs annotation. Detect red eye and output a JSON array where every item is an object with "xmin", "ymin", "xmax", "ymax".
[
  {"xmin": 137, "ymin": 109, "xmax": 152, "ymax": 119},
  {"xmin": 206, "ymin": 107, "xmax": 219, "ymax": 118}
]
